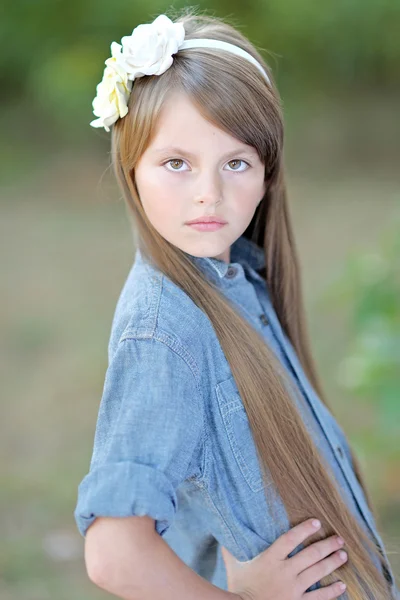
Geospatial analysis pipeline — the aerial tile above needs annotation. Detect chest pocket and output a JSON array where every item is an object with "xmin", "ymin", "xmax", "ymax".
[{"xmin": 215, "ymin": 376, "xmax": 265, "ymax": 493}]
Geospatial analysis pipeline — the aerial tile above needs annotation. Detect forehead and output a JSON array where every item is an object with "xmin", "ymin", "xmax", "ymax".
[
  {"xmin": 152, "ymin": 92, "xmax": 219, "ymax": 139},
  {"xmin": 147, "ymin": 92, "xmax": 256, "ymax": 155}
]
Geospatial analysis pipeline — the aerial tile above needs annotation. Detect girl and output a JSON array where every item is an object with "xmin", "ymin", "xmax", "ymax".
[{"xmin": 74, "ymin": 9, "xmax": 398, "ymax": 600}]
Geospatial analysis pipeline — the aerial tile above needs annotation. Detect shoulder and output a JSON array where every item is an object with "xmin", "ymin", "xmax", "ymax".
[{"xmin": 107, "ymin": 248, "xmax": 216, "ymax": 373}]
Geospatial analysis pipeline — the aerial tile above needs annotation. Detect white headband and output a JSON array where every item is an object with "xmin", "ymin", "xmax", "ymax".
[
  {"xmin": 90, "ymin": 14, "xmax": 271, "ymax": 132},
  {"xmin": 179, "ymin": 38, "xmax": 271, "ymax": 84}
]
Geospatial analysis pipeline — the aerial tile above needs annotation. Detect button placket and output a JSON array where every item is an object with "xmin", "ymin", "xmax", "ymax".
[{"xmin": 257, "ymin": 301, "xmax": 384, "ymax": 543}]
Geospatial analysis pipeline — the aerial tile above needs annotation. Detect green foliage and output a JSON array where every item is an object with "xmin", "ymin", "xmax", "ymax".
[
  {"xmin": 326, "ymin": 220, "xmax": 400, "ymax": 461},
  {"xmin": 1, "ymin": 0, "xmax": 400, "ymax": 134}
]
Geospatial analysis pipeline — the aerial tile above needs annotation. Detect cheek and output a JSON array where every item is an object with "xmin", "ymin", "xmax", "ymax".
[
  {"xmin": 135, "ymin": 170, "xmax": 184, "ymax": 229},
  {"xmin": 230, "ymin": 176, "xmax": 264, "ymax": 214},
  {"xmin": 135, "ymin": 169, "xmax": 166, "ymax": 207}
]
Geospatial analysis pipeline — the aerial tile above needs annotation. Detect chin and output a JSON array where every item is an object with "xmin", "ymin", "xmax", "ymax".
[
  {"xmin": 169, "ymin": 230, "xmax": 231, "ymax": 259},
  {"xmin": 187, "ymin": 243, "xmax": 228, "ymax": 259}
]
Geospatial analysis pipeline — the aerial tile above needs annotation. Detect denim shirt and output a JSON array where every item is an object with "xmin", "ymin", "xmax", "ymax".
[{"xmin": 74, "ymin": 235, "xmax": 398, "ymax": 597}]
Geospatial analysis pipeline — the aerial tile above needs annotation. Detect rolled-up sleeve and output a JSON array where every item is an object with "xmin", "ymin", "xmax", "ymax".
[{"xmin": 74, "ymin": 335, "xmax": 204, "ymax": 538}]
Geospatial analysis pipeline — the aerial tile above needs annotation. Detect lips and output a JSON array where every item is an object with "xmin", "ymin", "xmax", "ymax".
[
  {"xmin": 186, "ymin": 221, "xmax": 226, "ymax": 232},
  {"xmin": 186, "ymin": 216, "xmax": 227, "ymax": 225}
]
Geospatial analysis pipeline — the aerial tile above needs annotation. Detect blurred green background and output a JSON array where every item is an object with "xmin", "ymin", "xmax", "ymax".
[{"xmin": 1, "ymin": 1, "xmax": 399, "ymax": 598}]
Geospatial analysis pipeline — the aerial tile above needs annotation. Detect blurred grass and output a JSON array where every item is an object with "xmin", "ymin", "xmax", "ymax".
[{"xmin": 1, "ymin": 92, "xmax": 399, "ymax": 597}]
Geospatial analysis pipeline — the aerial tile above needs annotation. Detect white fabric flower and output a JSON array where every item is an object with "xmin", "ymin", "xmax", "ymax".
[
  {"xmin": 90, "ymin": 42, "xmax": 133, "ymax": 131},
  {"xmin": 90, "ymin": 15, "xmax": 185, "ymax": 131},
  {"xmin": 118, "ymin": 15, "xmax": 185, "ymax": 80}
]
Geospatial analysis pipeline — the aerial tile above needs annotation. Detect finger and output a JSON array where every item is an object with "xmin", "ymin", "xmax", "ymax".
[
  {"xmin": 221, "ymin": 546, "xmax": 231, "ymax": 563},
  {"xmin": 220, "ymin": 546, "xmax": 234, "ymax": 590},
  {"xmin": 298, "ymin": 549, "xmax": 348, "ymax": 591},
  {"xmin": 305, "ymin": 580, "xmax": 347, "ymax": 599},
  {"xmin": 289, "ymin": 534, "xmax": 345, "ymax": 574},
  {"xmin": 221, "ymin": 546, "xmax": 238, "ymax": 569},
  {"xmin": 273, "ymin": 518, "xmax": 322, "ymax": 560},
  {"xmin": 221, "ymin": 545, "xmax": 261, "ymax": 569}
]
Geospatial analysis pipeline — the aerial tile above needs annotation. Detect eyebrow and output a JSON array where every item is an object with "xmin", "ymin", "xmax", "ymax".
[{"xmin": 152, "ymin": 146, "xmax": 256, "ymax": 160}]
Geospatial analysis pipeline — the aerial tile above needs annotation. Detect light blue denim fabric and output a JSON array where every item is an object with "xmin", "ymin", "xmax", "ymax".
[{"xmin": 74, "ymin": 235, "xmax": 398, "ymax": 597}]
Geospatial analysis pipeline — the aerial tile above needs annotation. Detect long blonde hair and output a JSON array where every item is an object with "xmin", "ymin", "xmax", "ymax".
[{"xmin": 109, "ymin": 8, "xmax": 393, "ymax": 598}]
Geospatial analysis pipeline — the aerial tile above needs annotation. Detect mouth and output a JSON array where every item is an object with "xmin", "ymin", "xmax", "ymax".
[
  {"xmin": 186, "ymin": 221, "xmax": 227, "ymax": 231},
  {"xmin": 185, "ymin": 216, "xmax": 227, "ymax": 225}
]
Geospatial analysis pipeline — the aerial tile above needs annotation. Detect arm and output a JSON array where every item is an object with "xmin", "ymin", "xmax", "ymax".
[{"xmin": 85, "ymin": 515, "xmax": 239, "ymax": 600}]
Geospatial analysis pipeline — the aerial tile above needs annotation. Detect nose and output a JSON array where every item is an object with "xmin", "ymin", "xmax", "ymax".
[{"xmin": 194, "ymin": 169, "xmax": 222, "ymax": 205}]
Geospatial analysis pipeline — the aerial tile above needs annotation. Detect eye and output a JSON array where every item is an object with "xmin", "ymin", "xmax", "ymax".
[
  {"xmin": 225, "ymin": 159, "xmax": 250, "ymax": 172},
  {"xmin": 163, "ymin": 158, "xmax": 251, "ymax": 172},
  {"xmin": 164, "ymin": 159, "xmax": 189, "ymax": 172}
]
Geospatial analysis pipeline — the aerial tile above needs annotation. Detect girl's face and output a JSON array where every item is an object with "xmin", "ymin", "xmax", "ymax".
[{"xmin": 134, "ymin": 92, "xmax": 266, "ymax": 263}]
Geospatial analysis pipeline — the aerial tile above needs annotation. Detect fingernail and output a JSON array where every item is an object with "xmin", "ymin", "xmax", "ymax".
[{"xmin": 312, "ymin": 519, "xmax": 321, "ymax": 528}]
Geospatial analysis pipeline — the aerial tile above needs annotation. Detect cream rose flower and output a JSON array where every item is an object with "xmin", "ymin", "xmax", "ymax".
[
  {"xmin": 90, "ymin": 15, "xmax": 186, "ymax": 131},
  {"xmin": 90, "ymin": 42, "xmax": 133, "ymax": 132},
  {"xmin": 118, "ymin": 14, "xmax": 185, "ymax": 80}
]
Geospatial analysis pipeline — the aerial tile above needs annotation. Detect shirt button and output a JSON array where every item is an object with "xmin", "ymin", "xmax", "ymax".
[
  {"xmin": 337, "ymin": 446, "xmax": 344, "ymax": 458},
  {"xmin": 226, "ymin": 266, "xmax": 238, "ymax": 279},
  {"xmin": 260, "ymin": 313, "xmax": 269, "ymax": 325}
]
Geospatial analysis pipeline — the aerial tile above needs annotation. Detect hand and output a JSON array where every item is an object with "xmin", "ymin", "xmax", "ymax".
[{"xmin": 221, "ymin": 518, "xmax": 348, "ymax": 600}]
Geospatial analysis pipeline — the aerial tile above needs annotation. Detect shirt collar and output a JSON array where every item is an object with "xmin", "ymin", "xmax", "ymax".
[{"xmin": 189, "ymin": 235, "xmax": 266, "ymax": 279}]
